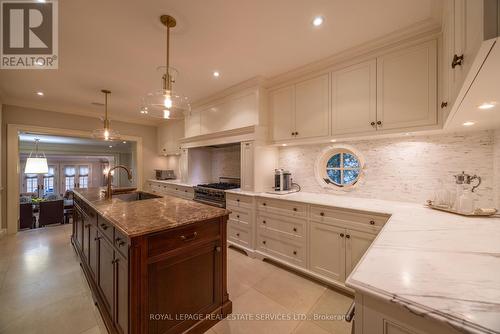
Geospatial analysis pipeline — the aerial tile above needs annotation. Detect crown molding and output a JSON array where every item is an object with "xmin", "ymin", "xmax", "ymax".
[{"xmin": 264, "ymin": 19, "xmax": 441, "ymax": 88}]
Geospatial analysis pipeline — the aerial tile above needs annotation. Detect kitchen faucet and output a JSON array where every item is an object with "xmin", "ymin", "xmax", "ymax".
[{"xmin": 104, "ymin": 165, "xmax": 133, "ymax": 199}]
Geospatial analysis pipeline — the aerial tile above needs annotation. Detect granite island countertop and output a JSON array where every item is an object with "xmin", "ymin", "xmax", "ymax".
[
  {"xmin": 226, "ymin": 189, "xmax": 500, "ymax": 334},
  {"xmin": 73, "ymin": 187, "xmax": 229, "ymax": 238}
]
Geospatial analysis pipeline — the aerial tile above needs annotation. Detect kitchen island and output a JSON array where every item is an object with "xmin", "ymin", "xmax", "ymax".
[{"xmin": 71, "ymin": 187, "xmax": 232, "ymax": 334}]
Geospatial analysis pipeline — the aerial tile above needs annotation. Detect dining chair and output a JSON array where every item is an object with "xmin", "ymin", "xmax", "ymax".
[
  {"xmin": 19, "ymin": 203, "xmax": 36, "ymax": 230},
  {"xmin": 39, "ymin": 199, "xmax": 64, "ymax": 227}
]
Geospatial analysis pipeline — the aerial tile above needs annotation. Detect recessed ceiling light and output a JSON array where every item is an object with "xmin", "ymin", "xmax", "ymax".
[
  {"xmin": 109, "ymin": 145, "xmax": 113, "ymax": 148},
  {"xmin": 36, "ymin": 91, "xmax": 44, "ymax": 96},
  {"xmin": 213, "ymin": 71, "xmax": 220, "ymax": 78},
  {"xmin": 463, "ymin": 121, "xmax": 475, "ymax": 126},
  {"xmin": 404, "ymin": 133, "xmax": 411, "ymax": 136},
  {"xmin": 122, "ymin": 141, "xmax": 127, "ymax": 144},
  {"xmin": 330, "ymin": 139, "xmax": 337, "ymax": 142},
  {"xmin": 282, "ymin": 144, "xmax": 287, "ymax": 147},
  {"xmin": 478, "ymin": 102, "xmax": 496, "ymax": 110},
  {"xmin": 37, "ymin": 0, "xmax": 46, "ymax": 3},
  {"xmin": 312, "ymin": 16, "xmax": 324, "ymax": 27}
]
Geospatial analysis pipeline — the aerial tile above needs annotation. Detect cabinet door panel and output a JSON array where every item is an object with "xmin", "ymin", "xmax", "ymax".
[
  {"xmin": 270, "ymin": 85, "xmax": 295, "ymax": 141},
  {"xmin": 377, "ymin": 40, "xmax": 437, "ymax": 130},
  {"xmin": 82, "ymin": 216, "xmax": 90, "ymax": 262},
  {"xmin": 75, "ymin": 209, "xmax": 84, "ymax": 253},
  {"xmin": 115, "ymin": 253, "xmax": 128, "ymax": 334},
  {"xmin": 332, "ymin": 60, "xmax": 377, "ymax": 135},
  {"xmin": 89, "ymin": 225, "xmax": 98, "ymax": 279},
  {"xmin": 295, "ymin": 74, "xmax": 330, "ymax": 139},
  {"xmin": 310, "ymin": 222, "xmax": 345, "ymax": 282},
  {"xmin": 148, "ymin": 241, "xmax": 222, "ymax": 334},
  {"xmin": 346, "ymin": 229, "xmax": 375, "ymax": 277},
  {"xmin": 98, "ymin": 237, "xmax": 114, "ymax": 315},
  {"xmin": 240, "ymin": 141, "xmax": 254, "ymax": 191}
]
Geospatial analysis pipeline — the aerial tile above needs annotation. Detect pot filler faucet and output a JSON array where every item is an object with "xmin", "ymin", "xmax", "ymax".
[{"xmin": 104, "ymin": 165, "xmax": 133, "ymax": 200}]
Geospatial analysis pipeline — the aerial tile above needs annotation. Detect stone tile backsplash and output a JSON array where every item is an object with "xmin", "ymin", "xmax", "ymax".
[{"xmin": 279, "ymin": 130, "xmax": 497, "ymax": 208}]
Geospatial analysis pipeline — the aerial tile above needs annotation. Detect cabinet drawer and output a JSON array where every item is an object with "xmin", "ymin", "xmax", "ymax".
[
  {"xmin": 148, "ymin": 219, "xmax": 221, "ymax": 257},
  {"xmin": 310, "ymin": 205, "xmax": 389, "ymax": 228},
  {"xmin": 97, "ymin": 217, "xmax": 114, "ymax": 242},
  {"xmin": 226, "ymin": 193, "xmax": 254, "ymax": 209},
  {"xmin": 75, "ymin": 198, "xmax": 97, "ymax": 224},
  {"xmin": 227, "ymin": 224, "xmax": 251, "ymax": 248},
  {"xmin": 228, "ymin": 208, "xmax": 252, "ymax": 228},
  {"xmin": 257, "ymin": 233, "xmax": 305, "ymax": 268},
  {"xmin": 257, "ymin": 214, "xmax": 305, "ymax": 242},
  {"xmin": 257, "ymin": 198, "xmax": 307, "ymax": 218},
  {"xmin": 114, "ymin": 228, "xmax": 129, "ymax": 259}
]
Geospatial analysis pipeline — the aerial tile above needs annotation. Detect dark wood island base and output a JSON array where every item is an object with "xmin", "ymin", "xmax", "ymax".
[{"xmin": 71, "ymin": 189, "xmax": 232, "ymax": 334}]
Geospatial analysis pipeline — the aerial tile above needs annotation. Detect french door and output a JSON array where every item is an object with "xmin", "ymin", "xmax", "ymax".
[{"xmin": 63, "ymin": 164, "xmax": 91, "ymax": 191}]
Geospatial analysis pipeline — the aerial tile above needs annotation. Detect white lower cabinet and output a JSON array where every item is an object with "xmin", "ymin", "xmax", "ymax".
[
  {"xmin": 226, "ymin": 193, "xmax": 256, "ymax": 254},
  {"xmin": 309, "ymin": 222, "xmax": 346, "ymax": 282},
  {"xmin": 145, "ymin": 180, "xmax": 193, "ymax": 200},
  {"xmin": 346, "ymin": 229, "xmax": 376, "ymax": 276}
]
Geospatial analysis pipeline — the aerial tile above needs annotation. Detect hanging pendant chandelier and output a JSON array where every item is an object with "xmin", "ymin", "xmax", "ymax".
[
  {"xmin": 141, "ymin": 15, "xmax": 190, "ymax": 119},
  {"xmin": 93, "ymin": 89, "xmax": 120, "ymax": 141},
  {"xmin": 25, "ymin": 138, "xmax": 48, "ymax": 174}
]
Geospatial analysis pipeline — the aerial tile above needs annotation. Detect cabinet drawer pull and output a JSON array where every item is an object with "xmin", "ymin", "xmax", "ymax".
[
  {"xmin": 115, "ymin": 238, "xmax": 126, "ymax": 247},
  {"xmin": 346, "ymin": 234, "xmax": 351, "ymax": 239},
  {"xmin": 369, "ymin": 220, "xmax": 375, "ymax": 225},
  {"xmin": 293, "ymin": 227, "xmax": 297, "ymax": 232},
  {"xmin": 377, "ymin": 121, "xmax": 382, "ymax": 126},
  {"xmin": 236, "ymin": 199, "xmax": 240, "ymax": 202},
  {"xmin": 340, "ymin": 233, "xmax": 344, "ymax": 238},
  {"xmin": 236, "ymin": 215, "xmax": 240, "ymax": 219},
  {"xmin": 100, "ymin": 224, "xmax": 108, "ymax": 230},
  {"xmin": 370, "ymin": 121, "xmax": 376, "ymax": 127},
  {"xmin": 451, "ymin": 54, "xmax": 464, "ymax": 68},
  {"xmin": 180, "ymin": 231, "xmax": 198, "ymax": 242},
  {"xmin": 320, "ymin": 212, "xmax": 325, "ymax": 216}
]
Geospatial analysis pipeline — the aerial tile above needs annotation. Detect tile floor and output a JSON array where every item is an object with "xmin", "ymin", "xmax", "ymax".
[{"xmin": 0, "ymin": 225, "xmax": 353, "ymax": 334}]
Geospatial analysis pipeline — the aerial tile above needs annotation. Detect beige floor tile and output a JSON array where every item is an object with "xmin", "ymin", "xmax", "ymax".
[
  {"xmin": 309, "ymin": 288, "xmax": 353, "ymax": 334},
  {"xmin": 80, "ymin": 325, "xmax": 102, "ymax": 334},
  {"xmin": 213, "ymin": 288, "xmax": 299, "ymax": 334},
  {"xmin": 254, "ymin": 266, "xmax": 326, "ymax": 313},
  {"xmin": 292, "ymin": 321, "xmax": 331, "ymax": 334},
  {"xmin": 227, "ymin": 250, "xmax": 274, "ymax": 288}
]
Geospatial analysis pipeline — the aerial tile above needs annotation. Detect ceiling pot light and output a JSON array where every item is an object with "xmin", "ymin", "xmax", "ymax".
[
  {"xmin": 312, "ymin": 16, "xmax": 324, "ymax": 27},
  {"xmin": 142, "ymin": 15, "xmax": 190, "ymax": 119},
  {"xmin": 36, "ymin": 91, "xmax": 44, "ymax": 96},
  {"xmin": 463, "ymin": 121, "xmax": 475, "ymax": 126},
  {"xmin": 478, "ymin": 102, "xmax": 496, "ymax": 110},
  {"xmin": 213, "ymin": 71, "xmax": 220, "ymax": 77},
  {"xmin": 330, "ymin": 139, "xmax": 337, "ymax": 142},
  {"xmin": 92, "ymin": 90, "xmax": 120, "ymax": 141},
  {"xmin": 25, "ymin": 138, "xmax": 48, "ymax": 174}
]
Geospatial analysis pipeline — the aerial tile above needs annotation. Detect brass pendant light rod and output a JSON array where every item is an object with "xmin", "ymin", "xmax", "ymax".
[
  {"xmin": 101, "ymin": 89, "xmax": 111, "ymax": 129},
  {"xmin": 160, "ymin": 15, "xmax": 176, "ymax": 91}
]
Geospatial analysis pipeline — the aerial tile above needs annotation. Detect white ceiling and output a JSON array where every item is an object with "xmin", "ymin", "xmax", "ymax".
[{"xmin": 0, "ymin": 0, "xmax": 442, "ymax": 125}]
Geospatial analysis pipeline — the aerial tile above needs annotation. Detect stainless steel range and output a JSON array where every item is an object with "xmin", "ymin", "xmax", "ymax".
[{"xmin": 193, "ymin": 177, "xmax": 240, "ymax": 208}]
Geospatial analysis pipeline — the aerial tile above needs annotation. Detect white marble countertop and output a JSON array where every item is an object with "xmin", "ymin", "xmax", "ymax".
[
  {"xmin": 147, "ymin": 179, "xmax": 194, "ymax": 188},
  {"xmin": 225, "ymin": 189, "xmax": 500, "ymax": 334}
]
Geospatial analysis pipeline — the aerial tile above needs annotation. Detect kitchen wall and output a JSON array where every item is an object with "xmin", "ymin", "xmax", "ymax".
[
  {"xmin": 211, "ymin": 144, "xmax": 241, "ymax": 182},
  {"xmin": 1, "ymin": 104, "xmax": 168, "ymax": 228},
  {"xmin": 279, "ymin": 130, "xmax": 497, "ymax": 207}
]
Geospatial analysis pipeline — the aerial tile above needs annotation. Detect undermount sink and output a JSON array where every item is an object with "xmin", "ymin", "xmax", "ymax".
[{"xmin": 113, "ymin": 191, "xmax": 162, "ymax": 202}]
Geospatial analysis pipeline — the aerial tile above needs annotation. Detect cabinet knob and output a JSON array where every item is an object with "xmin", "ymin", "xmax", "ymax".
[
  {"xmin": 370, "ymin": 121, "xmax": 376, "ymax": 127},
  {"xmin": 262, "ymin": 220, "xmax": 266, "ymax": 224},
  {"xmin": 293, "ymin": 227, "xmax": 297, "ymax": 232},
  {"xmin": 100, "ymin": 224, "xmax": 108, "ymax": 230},
  {"xmin": 293, "ymin": 250, "xmax": 297, "ymax": 255},
  {"xmin": 320, "ymin": 212, "xmax": 325, "ymax": 216},
  {"xmin": 236, "ymin": 233, "xmax": 240, "ymax": 237},
  {"xmin": 441, "ymin": 101, "xmax": 448, "ymax": 109},
  {"xmin": 340, "ymin": 233, "xmax": 344, "ymax": 238},
  {"xmin": 451, "ymin": 54, "xmax": 464, "ymax": 68},
  {"xmin": 293, "ymin": 207, "xmax": 297, "ymax": 212},
  {"xmin": 262, "ymin": 203, "xmax": 266, "ymax": 206},
  {"xmin": 377, "ymin": 121, "xmax": 382, "ymax": 126},
  {"xmin": 295, "ymin": 132, "xmax": 299, "ymax": 136},
  {"xmin": 346, "ymin": 234, "xmax": 351, "ymax": 239},
  {"xmin": 291, "ymin": 132, "xmax": 294, "ymax": 136},
  {"xmin": 236, "ymin": 215, "xmax": 240, "ymax": 218},
  {"xmin": 369, "ymin": 220, "xmax": 375, "ymax": 225},
  {"xmin": 215, "ymin": 246, "xmax": 221, "ymax": 252},
  {"xmin": 237, "ymin": 199, "xmax": 240, "ymax": 202}
]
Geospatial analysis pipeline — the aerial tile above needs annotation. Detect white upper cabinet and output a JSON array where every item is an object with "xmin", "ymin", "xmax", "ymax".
[
  {"xmin": 295, "ymin": 74, "xmax": 330, "ymax": 139},
  {"xmin": 270, "ymin": 74, "xmax": 329, "ymax": 142},
  {"xmin": 157, "ymin": 119, "xmax": 184, "ymax": 155},
  {"xmin": 376, "ymin": 40, "xmax": 438, "ymax": 130},
  {"xmin": 270, "ymin": 85, "xmax": 295, "ymax": 141},
  {"xmin": 184, "ymin": 110, "xmax": 201, "ymax": 138},
  {"xmin": 332, "ymin": 60, "xmax": 377, "ymax": 135}
]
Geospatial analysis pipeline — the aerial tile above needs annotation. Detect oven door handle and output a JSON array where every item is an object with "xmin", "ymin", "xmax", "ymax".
[
  {"xmin": 193, "ymin": 198, "xmax": 225, "ymax": 208},
  {"xmin": 345, "ymin": 301, "xmax": 355, "ymax": 323}
]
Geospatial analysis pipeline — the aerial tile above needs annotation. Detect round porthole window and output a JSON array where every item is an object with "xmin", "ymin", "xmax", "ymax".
[{"xmin": 315, "ymin": 146, "xmax": 364, "ymax": 189}]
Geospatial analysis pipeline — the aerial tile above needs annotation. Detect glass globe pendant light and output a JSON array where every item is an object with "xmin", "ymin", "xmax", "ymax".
[
  {"xmin": 93, "ymin": 89, "xmax": 120, "ymax": 141},
  {"xmin": 142, "ymin": 15, "xmax": 190, "ymax": 119},
  {"xmin": 25, "ymin": 138, "xmax": 48, "ymax": 174}
]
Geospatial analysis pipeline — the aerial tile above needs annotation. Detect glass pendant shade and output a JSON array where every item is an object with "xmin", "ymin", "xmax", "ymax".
[
  {"xmin": 25, "ymin": 139, "xmax": 48, "ymax": 174},
  {"xmin": 142, "ymin": 15, "xmax": 190, "ymax": 119},
  {"xmin": 93, "ymin": 90, "xmax": 120, "ymax": 141}
]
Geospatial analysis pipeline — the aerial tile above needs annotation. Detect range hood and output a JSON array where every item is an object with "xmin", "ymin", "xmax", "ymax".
[{"xmin": 445, "ymin": 0, "xmax": 500, "ymax": 130}]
